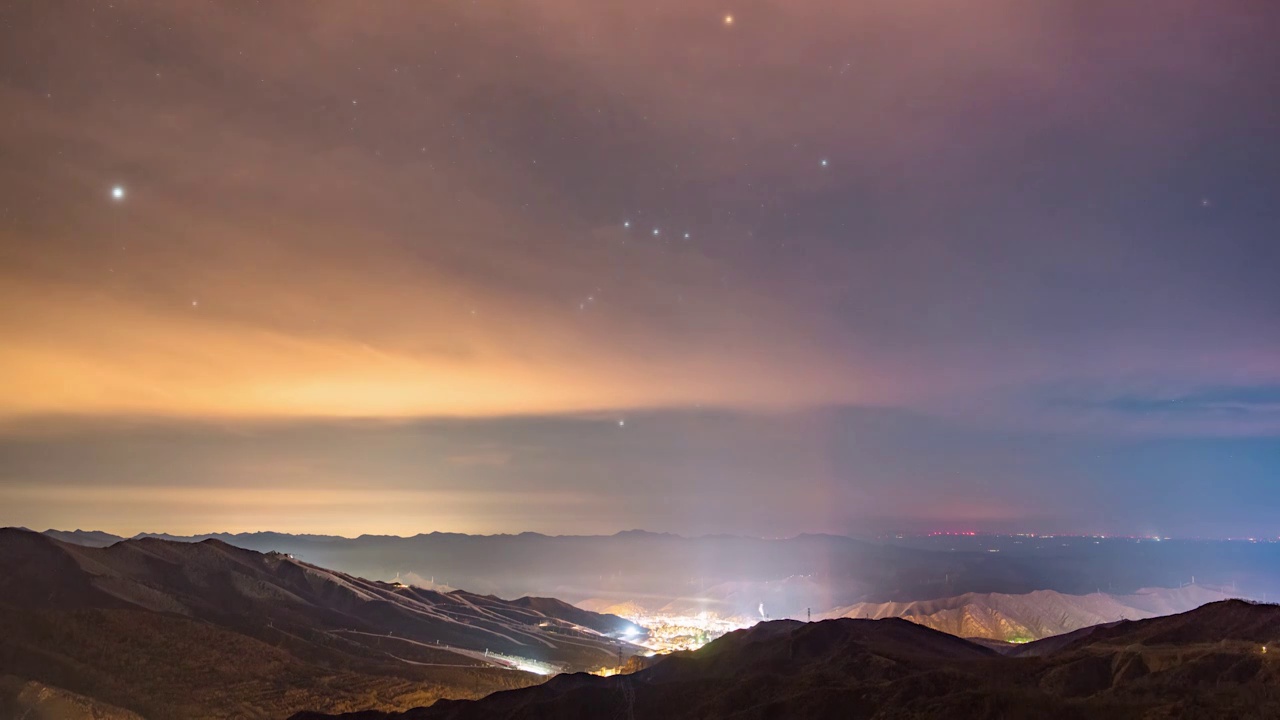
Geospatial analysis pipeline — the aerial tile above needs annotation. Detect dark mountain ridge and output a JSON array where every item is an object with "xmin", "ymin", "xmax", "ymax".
[
  {"xmin": 0, "ymin": 528, "xmax": 641, "ymax": 719},
  {"xmin": 823, "ymin": 584, "xmax": 1233, "ymax": 643},
  {"xmin": 293, "ymin": 600, "xmax": 1280, "ymax": 720}
]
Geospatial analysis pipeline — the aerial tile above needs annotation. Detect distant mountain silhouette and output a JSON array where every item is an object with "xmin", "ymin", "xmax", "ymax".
[
  {"xmin": 0, "ymin": 528, "xmax": 641, "ymax": 719},
  {"xmin": 292, "ymin": 600, "xmax": 1280, "ymax": 719},
  {"xmin": 44, "ymin": 529, "xmax": 1280, "ymax": 617},
  {"xmin": 40, "ymin": 528, "xmax": 126, "ymax": 548}
]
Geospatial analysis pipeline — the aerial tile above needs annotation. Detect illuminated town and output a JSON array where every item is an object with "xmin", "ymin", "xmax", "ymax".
[
  {"xmin": 592, "ymin": 610, "xmax": 760, "ymax": 676},
  {"xmin": 631, "ymin": 611, "xmax": 760, "ymax": 654}
]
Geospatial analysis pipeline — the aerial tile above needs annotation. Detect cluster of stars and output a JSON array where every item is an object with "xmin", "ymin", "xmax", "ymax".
[
  {"xmin": 621, "ymin": 220, "xmax": 691, "ymax": 241},
  {"xmin": 99, "ymin": 7, "xmax": 808, "ymax": 333}
]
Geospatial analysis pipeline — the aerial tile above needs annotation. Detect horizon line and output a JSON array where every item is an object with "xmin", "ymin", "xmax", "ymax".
[{"xmin": 19, "ymin": 526, "xmax": 1280, "ymax": 544}]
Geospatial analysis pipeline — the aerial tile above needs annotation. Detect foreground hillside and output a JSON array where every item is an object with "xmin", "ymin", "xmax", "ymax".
[
  {"xmin": 0, "ymin": 528, "xmax": 640, "ymax": 719},
  {"xmin": 822, "ymin": 585, "xmax": 1231, "ymax": 642},
  {"xmin": 295, "ymin": 600, "xmax": 1280, "ymax": 720},
  {"xmin": 0, "ymin": 675, "xmax": 145, "ymax": 720}
]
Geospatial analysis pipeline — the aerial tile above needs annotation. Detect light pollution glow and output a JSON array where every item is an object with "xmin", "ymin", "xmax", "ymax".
[{"xmin": 1, "ymin": 1, "xmax": 1278, "ymax": 538}]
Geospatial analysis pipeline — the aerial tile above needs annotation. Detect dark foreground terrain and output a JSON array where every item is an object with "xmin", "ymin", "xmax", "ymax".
[
  {"xmin": 0, "ymin": 528, "xmax": 640, "ymax": 719},
  {"xmin": 295, "ymin": 600, "xmax": 1280, "ymax": 720}
]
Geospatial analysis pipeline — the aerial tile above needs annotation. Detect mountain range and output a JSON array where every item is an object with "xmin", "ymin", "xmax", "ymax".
[
  {"xmin": 8, "ymin": 526, "xmax": 1280, "ymax": 718},
  {"xmin": 292, "ymin": 599, "xmax": 1280, "ymax": 719},
  {"xmin": 0, "ymin": 528, "xmax": 641, "ymax": 719},
  {"xmin": 37, "ymin": 528, "xmax": 1280, "ymax": 618},
  {"xmin": 821, "ymin": 584, "xmax": 1233, "ymax": 642}
]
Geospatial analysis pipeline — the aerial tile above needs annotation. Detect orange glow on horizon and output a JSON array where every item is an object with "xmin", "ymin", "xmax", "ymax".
[{"xmin": 0, "ymin": 274, "xmax": 880, "ymax": 419}]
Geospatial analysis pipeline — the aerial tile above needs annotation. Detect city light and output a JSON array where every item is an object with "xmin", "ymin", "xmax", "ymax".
[{"xmin": 616, "ymin": 611, "xmax": 759, "ymax": 654}]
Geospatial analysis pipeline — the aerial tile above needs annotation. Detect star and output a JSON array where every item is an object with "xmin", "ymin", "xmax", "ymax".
[
  {"xmin": 191, "ymin": 300, "xmax": 199, "ymax": 307},
  {"xmin": 820, "ymin": 159, "xmax": 829, "ymax": 167},
  {"xmin": 111, "ymin": 185, "xmax": 125, "ymax": 200},
  {"xmin": 618, "ymin": 419, "xmax": 626, "ymax": 427},
  {"xmin": 623, "ymin": 220, "xmax": 630, "ymax": 228},
  {"xmin": 684, "ymin": 232, "xmax": 690, "ymax": 239},
  {"xmin": 724, "ymin": 14, "xmax": 734, "ymax": 26},
  {"xmin": 652, "ymin": 228, "xmax": 660, "ymax": 236}
]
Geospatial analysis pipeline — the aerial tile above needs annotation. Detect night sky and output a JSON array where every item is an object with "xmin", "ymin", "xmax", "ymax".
[{"xmin": 1, "ymin": 1, "xmax": 1278, "ymax": 538}]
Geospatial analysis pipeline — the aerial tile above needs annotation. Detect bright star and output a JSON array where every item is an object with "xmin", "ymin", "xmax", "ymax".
[
  {"xmin": 820, "ymin": 159, "xmax": 829, "ymax": 167},
  {"xmin": 724, "ymin": 14, "xmax": 734, "ymax": 25},
  {"xmin": 111, "ymin": 186, "xmax": 125, "ymax": 200},
  {"xmin": 684, "ymin": 232, "xmax": 690, "ymax": 239},
  {"xmin": 624, "ymin": 220, "xmax": 630, "ymax": 228},
  {"xmin": 618, "ymin": 419, "xmax": 626, "ymax": 427},
  {"xmin": 653, "ymin": 228, "xmax": 660, "ymax": 236}
]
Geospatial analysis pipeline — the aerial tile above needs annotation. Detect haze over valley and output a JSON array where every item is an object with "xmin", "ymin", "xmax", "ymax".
[{"xmin": 27, "ymin": 527, "xmax": 1280, "ymax": 645}]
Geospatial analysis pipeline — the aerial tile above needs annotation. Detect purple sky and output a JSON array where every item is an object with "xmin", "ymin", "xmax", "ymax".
[{"xmin": 1, "ymin": 1, "xmax": 1278, "ymax": 537}]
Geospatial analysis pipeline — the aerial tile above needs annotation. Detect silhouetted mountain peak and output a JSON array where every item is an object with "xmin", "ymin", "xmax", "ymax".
[
  {"xmin": 1, "ymin": 528, "xmax": 648, "ymax": 717},
  {"xmin": 292, "ymin": 602, "xmax": 1280, "ymax": 720},
  {"xmin": 612, "ymin": 529, "xmax": 678, "ymax": 538},
  {"xmin": 1066, "ymin": 597, "xmax": 1280, "ymax": 649}
]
